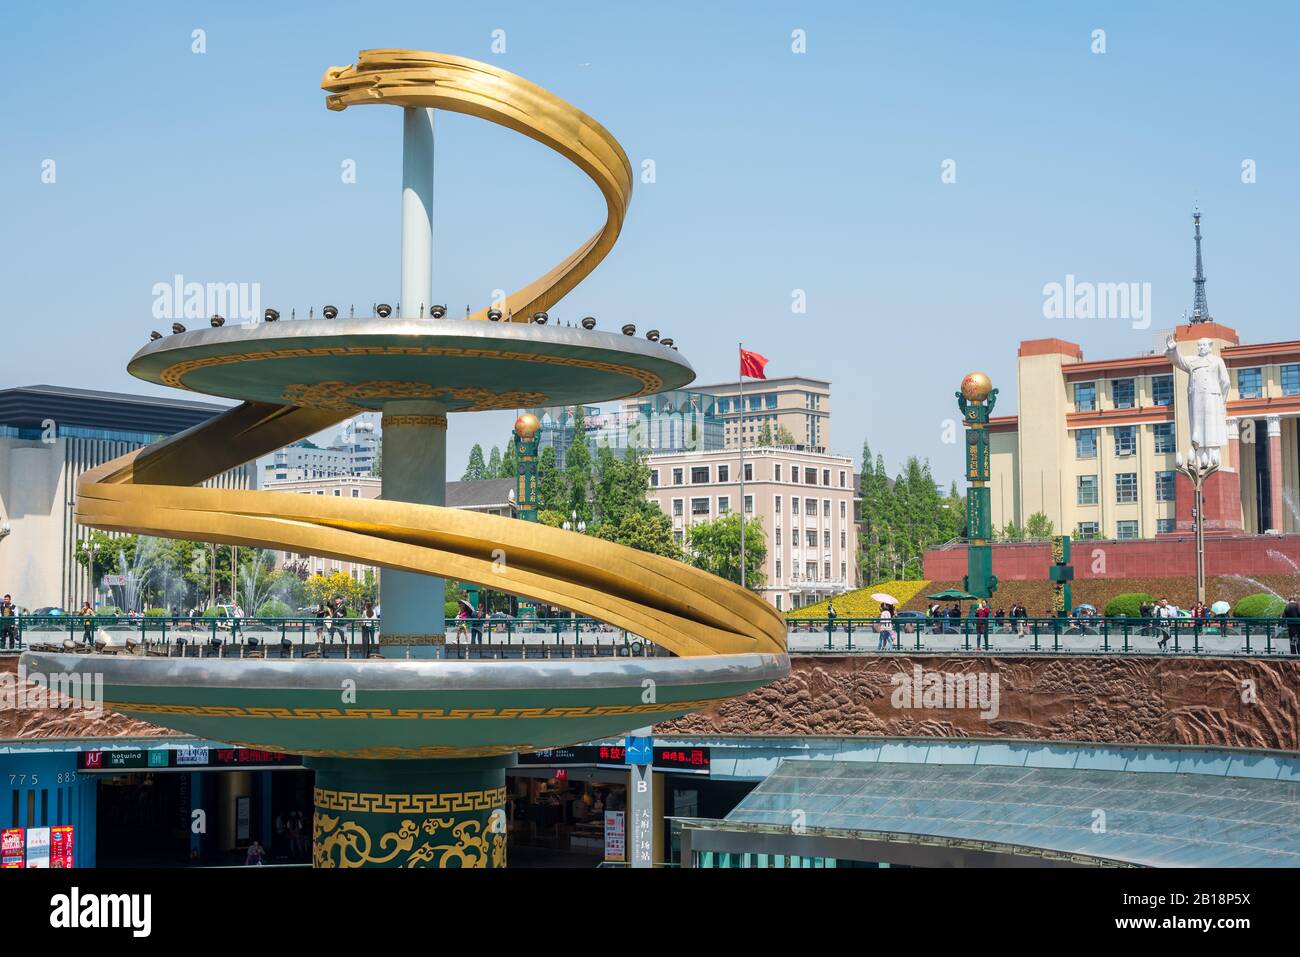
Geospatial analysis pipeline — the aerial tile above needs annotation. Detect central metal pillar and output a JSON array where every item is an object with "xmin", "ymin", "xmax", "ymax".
[
  {"xmin": 401, "ymin": 106, "xmax": 435, "ymax": 319},
  {"xmin": 380, "ymin": 402, "xmax": 447, "ymax": 654}
]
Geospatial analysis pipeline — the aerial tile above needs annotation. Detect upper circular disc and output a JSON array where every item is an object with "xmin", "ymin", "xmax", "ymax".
[{"xmin": 128, "ymin": 319, "xmax": 694, "ymax": 413}]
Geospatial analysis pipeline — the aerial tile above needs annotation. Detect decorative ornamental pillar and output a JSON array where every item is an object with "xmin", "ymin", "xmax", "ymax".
[
  {"xmin": 512, "ymin": 413, "xmax": 541, "ymax": 522},
  {"xmin": 956, "ymin": 372, "xmax": 999, "ymax": 600}
]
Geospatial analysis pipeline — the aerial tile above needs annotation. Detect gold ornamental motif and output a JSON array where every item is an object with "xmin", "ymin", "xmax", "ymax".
[
  {"xmin": 280, "ymin": 379, "xmax": 550, "ymax": 413},
  {"xmin": 314, "ymin": 812, "xmax": 506, "ymax": 868},
  {"xmin": 314, "ymin": 785, "xmax": 505, "ymax": 814},
  {"xmin": 380, "ymin": 414, "xmax": 448, "ymax": 430}
]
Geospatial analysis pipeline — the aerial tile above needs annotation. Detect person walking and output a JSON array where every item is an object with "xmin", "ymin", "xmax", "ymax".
[
  {"xmin": 455, "ymin": 599, "xmax": 472, "ymax": 642},
  {"xmin": 230, "ymin": 602, "xmax": 244, "ymax": 643},
  {"xmin": 79, "ymin": 601, "xmax": 95, "ymax": 647},
  {"xmin": 330, "ymin": 595, "xmax": 348, "ymax": 644},
  {"xmin": 975, "ymin": 599, "xmax": 992, "ymax": 651},
  {"xmin": 245, "ymin": 840, "xmax": 266, "ymax": 866},
  {"xmin": 313, "ymin": 602, "xmax": 328, "ymax": 648},
  {"xmin": 361, "ymin": 600, "xmax": 378, "ymax": 657},
  {"xmin": 471, "ymin": 599, "xmax": 486, "ymax": 645},
  {"xmin": 826, "ymin": 598, "xmax": 838, "ymax": 635},
  {"xmin": 1155, "ymin": 598, "xmax": 1177, "ymax": 650},
  {"xmin": 1283, "ymin": 595, "xmax": 1300, "ymax": 656},
  {"xmin": 876, "ymin": 602, "xmax": 895, "ymax": 651}
]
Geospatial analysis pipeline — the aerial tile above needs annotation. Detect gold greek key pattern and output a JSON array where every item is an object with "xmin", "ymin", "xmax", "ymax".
[
  {"xmin": 377, "ymin": 633, "xmax": 447, "ymax": 645},
  {"xmin": 315, "ymin": 786, "xmax": 505, "ymax": 815},
  {"xmin": 159, "ymin": 345, "xmax": 664, "ymax": 402},
  {"xmin": 380, "ymin": 413, "xmax": 448, "ymax": 429},
  {"xmin": 227, "ymin": 740, "xmax": 537, "ymax": 759},
  {"xmin": 106, "ymin": 696, "xmax": 725, "ymax": 721}
]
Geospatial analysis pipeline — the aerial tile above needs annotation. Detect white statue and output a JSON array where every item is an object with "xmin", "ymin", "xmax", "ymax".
[{"xmin": 1165, "ymin": 334, "xmax": 1230, "ymax": 469}]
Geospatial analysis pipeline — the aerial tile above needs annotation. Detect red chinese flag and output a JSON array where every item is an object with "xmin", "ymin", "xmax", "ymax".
[{"xmin": 739, "ymin": 348, "xmax": 769, "ymax": 380}]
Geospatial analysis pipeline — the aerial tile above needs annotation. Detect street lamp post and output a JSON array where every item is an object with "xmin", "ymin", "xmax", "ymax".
[{"xmin": 1175, "ymin": 448, "xmax": 1219, "ymax": 607}]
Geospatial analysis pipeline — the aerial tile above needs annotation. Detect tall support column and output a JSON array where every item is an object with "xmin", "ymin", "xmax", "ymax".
[
  {"xmin": 1267, "ymin": 415, "xmax": 1284, "ymax": 533},
  {"xmin": 309, "ymin": 756, "xmax": 512, "ymax": 868},
  {"xmin": 401, "ymin": 107, "xmax": 435, "ymax": 320},
  {"xmin": 380, "ymin": 402, "xmax": 447, "ymax": 655}
]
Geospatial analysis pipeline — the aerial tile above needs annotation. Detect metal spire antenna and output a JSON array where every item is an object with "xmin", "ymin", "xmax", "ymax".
[{"xmin": 1190, "ymin": 208, "xmax": 1212, "ymax": 323}]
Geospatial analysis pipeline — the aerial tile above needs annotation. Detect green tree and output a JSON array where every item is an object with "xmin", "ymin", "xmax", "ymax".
[
  {"xmin": 1025, "ymin": 512, "xmax": 1055, "ymax": 539},
  {"xmin": 594, "ymin": 508, "xmax": 680, "ymax": 559},
  {"xmin": 462, "ymin": 444, "xmax": 488, "ymax": 481},
  {"xmin": 774, "ymin": 424, "xmax": 796, "ymax": 445},
  {"xmin": 537, "ymin": 446, "xmax": 562, "ymax": 511},
  {"xmin": 999, "ymin": 522, "xmax": 1025, "ymax": 542},
  {"xmin": 498, "ymin": 442, "xmax": 516, "ymax": 478},
  {"xmin": 686, "ymin": 513, "xmax": 766, "ymax": 589},
  {"xmin": 756, "ymin": 421, "xmax": 774, "ymax": 446},
  {"xmin": 563, "ymin": 407, "xmax": 593, "ymax": 523},
  {"xmin": 487, "ymin": 445, "xmax": 502, "ymax": 477}
]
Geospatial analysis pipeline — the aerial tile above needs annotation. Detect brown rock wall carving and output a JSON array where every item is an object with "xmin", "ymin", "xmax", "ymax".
[{"xmin": 657, "ymin": 655, "xmax": 1300, "ymax": 751}]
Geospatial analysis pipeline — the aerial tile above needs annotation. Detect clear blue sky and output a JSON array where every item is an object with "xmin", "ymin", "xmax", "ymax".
[{"xmin": 3, "ymin": 1, "xmax": 1296, "ymax": 484}]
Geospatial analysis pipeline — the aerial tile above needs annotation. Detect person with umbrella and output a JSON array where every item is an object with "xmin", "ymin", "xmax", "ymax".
[
  {"xmin": 871, "ymin": 592, "xmax": 898, "ymax": 651},
  {"xmin": 455, "ymin": 599, "xmax": 473, "ymax": 642}
]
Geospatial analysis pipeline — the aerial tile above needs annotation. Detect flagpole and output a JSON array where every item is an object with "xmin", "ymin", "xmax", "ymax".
[{"xmin": 738, "ymin": 341, "xmax": 745, "ymax": 589}]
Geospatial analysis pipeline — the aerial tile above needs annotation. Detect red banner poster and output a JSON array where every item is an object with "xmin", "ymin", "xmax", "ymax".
[
  {"xmin": 1, "ymin": 829, "xmax": 24, "ymax": 868},
  {"xmin": 51, "ymin": 826, "xmax": 75, "ymax": 868}
]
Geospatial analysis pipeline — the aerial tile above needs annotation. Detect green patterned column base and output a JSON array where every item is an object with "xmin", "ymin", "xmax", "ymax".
[{"xmin": 309, "ymin": 756, "xmax": 514, "ymax": 868}]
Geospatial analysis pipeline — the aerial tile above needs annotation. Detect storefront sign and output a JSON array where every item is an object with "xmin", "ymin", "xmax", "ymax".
[
  {"xmin": 78, "ymin": 747, "xmax": 301, "ymax": 772},
  {"xmin": 654, "ymin": 747, "xmax": 711, "ymax": 774},
  {"xmin": 603, "ymin": 811, "xmax": 625, "ymax": 862},
  {"xmin": 516, "ymin": 745, "xmax": 712, "ymax": 775},
  {"xmin": 176, "ymin": 746, "xmax": 210, "ymax": 766},
  {"xmin": 25, "ymin": 827, "xmax": 51, "ymax": 868},
  {"xmin": 50, "ymin": 826, "xmax": 74, "ymax": 868},
  {"xmin": 1, "ymin": 828, "xmax": 24, "ymax": 868}
]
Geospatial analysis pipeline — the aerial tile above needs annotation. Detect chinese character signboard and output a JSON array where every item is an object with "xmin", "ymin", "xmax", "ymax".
[
  {"xmin": 25, "ymin": 827, "xmax": 51, "ymax": 868},
  {"xmin": 1, "ymin": 829, "xmax": 24, "ymax": 868},
  {"xmin": 603, "ymin": 811, "xmax": 625, "ymax": 862},
  {"xmin": 50, "ymin": 826, "xmax": 75, "ymax": 868}
]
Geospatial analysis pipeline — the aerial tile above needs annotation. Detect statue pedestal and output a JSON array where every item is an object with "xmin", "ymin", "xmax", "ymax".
[{"xmin": 1173, "ymin": 469, "xmax": 1242, "ymax": 533}]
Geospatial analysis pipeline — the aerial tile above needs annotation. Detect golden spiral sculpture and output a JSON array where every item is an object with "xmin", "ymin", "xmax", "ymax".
[{"xmin": 77, "ymin": 51, "xmax": 787, "ymax": 660}]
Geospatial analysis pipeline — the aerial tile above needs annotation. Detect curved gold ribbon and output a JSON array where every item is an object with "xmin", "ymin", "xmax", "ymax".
[
  {"xmin": 322, "ymin": 49, "xmax": 634, "ymax": 324},
  {"xmin": 79, "ymin": 53, "xmax": 786, "ymax": 659}
]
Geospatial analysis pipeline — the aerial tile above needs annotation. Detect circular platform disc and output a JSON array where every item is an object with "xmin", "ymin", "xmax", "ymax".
[
  {"xmin": 20, "ymin": 652, "xmax": 787, "ymax": 759},
  {"xmin": 128, "ymin": 319, "xmax": 694, "ymax": 412}
]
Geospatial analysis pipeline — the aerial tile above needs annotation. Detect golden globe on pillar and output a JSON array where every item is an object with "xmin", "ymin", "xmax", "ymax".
[{"xmin": 960, "ymin": 371, "xmax": 993, "ymax": 403}]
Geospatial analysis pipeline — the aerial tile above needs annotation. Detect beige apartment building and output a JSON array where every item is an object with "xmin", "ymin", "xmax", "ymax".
[
  {"xmin": 689, "ymin": 377, "xmax": 831, "ymax": 450},
  {"xmin": 989, "ymin": 322, "xmax": 1300, "ymax": 541},
  {"xmin": 646, "ymin": 446, "xmax": 858, "ymax": 612}
]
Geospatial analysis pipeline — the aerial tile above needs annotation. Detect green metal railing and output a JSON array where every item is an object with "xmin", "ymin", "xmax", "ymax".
[
  {"xmin": 2, "ymin": 614, "xmax": 658, "ymax": 659},
  {"xmin": 782, "ymin": 615, "xmax": 1299, "ymax": 655}
]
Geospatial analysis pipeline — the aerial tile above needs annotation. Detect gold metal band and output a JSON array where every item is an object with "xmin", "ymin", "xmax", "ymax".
[{"xmin": 380, "ymin": 414, "xmax": 449, "ymax": 430}]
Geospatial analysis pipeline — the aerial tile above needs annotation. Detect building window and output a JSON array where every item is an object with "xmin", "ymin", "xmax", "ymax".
[
  {"xmin": 1077, "ymin": 475, "xmax": 1098, "ymax": 505},
  {"xmin": 840, "ymin": 561, "xmax": 847, "ymax": 580},
  {"xmin": 824, "ymin": 561, "xmax": 831, "ymax": 579},
  {"xmin": 1238, "ymin": 367, "xmax": 1263, "ymax": 399},
  {"xmin": 775, "ymin": 560, "xmax": 782, "ymax": 580},
  {"xmin": 775, "ymin": 594, "xmax": 783, "ymax": 611},
  {"xmin": 691, "ymin": 466, "xmax": 709, "ymax": 484},
  {"xmin": 775, "ymin": 464, "xmax": 782, "ymax": 481},
  {"xmin": 839, "ymin": 470, "xmax": 846, "ymax": 487},
  {"xmin": 1115, "ymin": 472, "xmax": 1138, "ymax": 503},
  {"xmin": 1282, "ymin": 364, "xmax": 1300, "ymax": 396},
  {"xmin": 1152, "ymin": 374, "xmax": 1173, "ymax": 406},
  {"xmin": 352, "ymin": 489, "xmax": 360, "ymax": 497},
  {"xmin": 1074, "ymin": 381, "xmax": 1097, "ymax": 412},
  {"xmin": 1114, "ymin": 425, "xmax": 1137, "ymax": 456},
  {"xmin": 821, "ymin": 469, "xmax": 830, "ymax": 486},
  {"xmin": 672, "ymin": 499, "xmax": 683, "ymax": 517},
  {"xmin": 718, "ymin": 496, "xmax": 730, "ymax": 513},
  {"xmin": 1155, "ymin": 470, "xmax": 1175, "ymax": 502},
  {"xmin": 791, "ymin": 468, "xmax": 798, "ymax": 483},
  {"xmin": 1153, "ymin": 421, "xmax": 1175, "ymax": 454},
  {"xmin": 673, "ymin": 530, "xmax": 683, "ymax": 545},
  {"xmin": 1156, "ymin": 518, "xmax": 1176, "ymax": 534},
  {"xmin": 822, "ymin": 500, "xmax": 830, "ymax": 517},
  {"xmin": 744, "ymin": 495, "xmax": 753, "ymax": 514},
  {"xmin": 804, "ymin": 468, "xmax": 816, "ymax": 484},
  {"xmin": 1116, "ymin": 520, "xmax": 1139, "ymax": 540},
  {"xmin": 805, "ymin": 529, "xmax": 817, "ymax": 548},
  {"xmin": 691, "ymin": 498, "xmax": 710, "ymax": 516},
  {"xmin": 744, "ymin": 463, "xmax": 753, "ymax": 481},
  {"xmin": 839, "ymin": 501, "xmax": 846, "ymax": 519},
  {"xmin": 650, "ymin": 469, "xmax": 659, "ymax": 487},
  {"xmin": 823, "ymin": 529, "xmax": 831, "ymax": 548},
  {"xmin": 1077, "ymin": 521, "xmax": 1100, "ymax": 539},
  {"xmin": 717, "ymin": 464, "xmax": 729, "ymax": 483},
  {"xmin": 1112, "ymin": 378, "xmax": 1135, "ymax": 409},
  {"xmin": 775, "ymin": 527, "xmax": 782, "ymax": 546},
  {"xmin": 805, "ymin": 499, "xmax": 817, "ymax": 517},
  {"xmin": 672, "ymin": 468, "xmax": 683, "ymax": 486},
  {"xmin": 1075, "ymin": 429, "xmax": 1097, "ymax": 459},
  {"xmin": 840, "ymin": 530, "xmax": 846, "ymax": 548},
  {"xmin": 791, "ymin": 497, "xmax": 799, "ymax": 516},
  {"xmin": 775, "ymin": 495, "xmax": 782, "ymax": 514}
]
